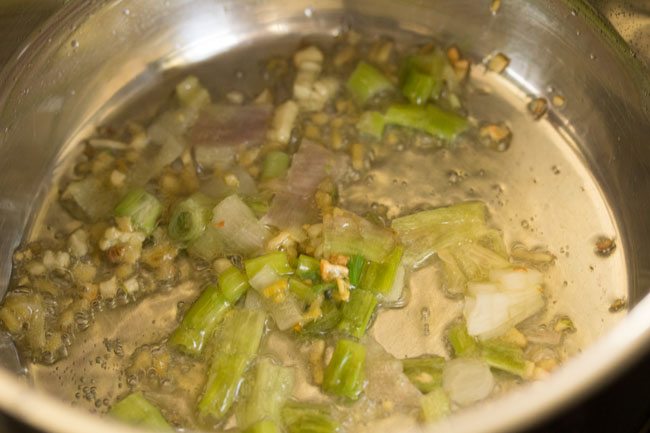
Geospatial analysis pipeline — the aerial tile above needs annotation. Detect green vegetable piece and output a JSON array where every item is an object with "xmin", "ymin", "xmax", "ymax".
[
  {"xmin": 360, "ymin": 246, "xmax": 403, "ymax": 295},
  {"xmin": 346, "ymin": 61, "xmax": 394, "ymax": 105},
  {"xmin": 447, "ymin": 322, "xmax": 478, "ymax": 357},
  {"xmin": 243, "ymin": 194, "xmax": 271, "ymax": 218},
  {"xmin": 402, "ymin": 51, "xmax": 447, "ymax": 101},
  {"xmin": 289, "ymin": 278, "xmax": 318, "ymax": 303},
  {"xmin": 244, "ymin": 420, "xmax": 281, "ymax": 433},
  {"xmin": 282, "ymin": 402, "xmax": 340, "ymax": 433},
  {"xmin": 347, "ymin": 255, "xmax": 366, "ymax": 288},
  {"xmin": 481, "ymin": 340, "xmax": 533, "ymax": 379},
  {"xmin": 169, "ymin": 284, "xmax": 231, "ymax": 356},
  {"xmin": 336, "ymin": 289, "xmax": 377, "ymax": 339},
  {"xmin": 114, "ymin": 188, "xmax": 162, "ymax": 235},
  {"xmin": 356, "ymin": 111, "xmax": 386, "ymax": 139},
  {"xmin": 384, "ymin": 104, "xmax": 469, "ymax": 140},
  {"xmin": 323, "ymin": 209, "xmax": 397, "ymax": 263},
  {"xmin": 402, "ymin": 355, "xmax": 446, "ymax": 394},
  {"xmin": 301, "ymin": 301, "xmax": 342, "ymax": 335},
  {"xmin": 296, "ymin": 255, "xmax": 321, "ymax": 282},
  {"xmin": 198, "ymin": 309, "xmax": 266, "ymax": 420},
  {"xmin": 109, "ymin": 392, "xmax": 173, "ymax": 431},
  {"xmin": 168, "ymin": 192, "xmax": 215, "ymax": 242},
  {"xmin": 237, "ymin": 358, "xmax": 295, "ymax": 429},
  {"xmin": 261, "ymin": 151, "xmax": 291, "ymax": 180},
  {"xmin": 420, "ymin": 387, "xmax": 451, "ymax": 423},
  {"xmin": 245, "ymin": 252, "xmax": 293, "ymax": 280},
  {"xmin": 219, "ymin": 267, "xmax": 251, "ymax": 304},
  {"xmin": 323, "ymin": 339, "xmax": 367, "ymax": 401},
  {"xmin": 187, "ymin": 226, "xmax": 226, "ymax": 260},
  {"xmin": 402, "ymin": 69, "xmax": 436, "ymax": 105}
]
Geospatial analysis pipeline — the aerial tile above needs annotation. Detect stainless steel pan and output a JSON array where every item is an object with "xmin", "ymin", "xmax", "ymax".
[{"xmin": 0, "ymin": 1, "xmax": 649, "ymax": 432}]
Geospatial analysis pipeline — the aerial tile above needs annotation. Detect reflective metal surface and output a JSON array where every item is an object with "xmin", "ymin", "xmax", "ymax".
[{"xmin": 0, "ymin": 1, "xmax": 649, "ymax": 433}]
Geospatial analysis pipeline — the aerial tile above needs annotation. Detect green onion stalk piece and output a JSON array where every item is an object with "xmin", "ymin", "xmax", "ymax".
[
  {"xmin": 447, "ymin": 321, "xmax": 479, "ymax": 358},
  {"xmin": 481, "ymin": 339, "xmax": 533, "ymax": 379},
  {"xmin": 198, "ymin": 309, "xmax": 266, "ymax": 420},
  {"xmin": 347, "ymin": 255, "xmax": 366, "ymax": 288},
  {"xmin": 236, "ymin": 358, "xmax": 295, "ymax": 429},
  {"xmin": 109, "ymin": 392, "xmax": 173, "ymax": 432},
  {"xmin": 219, "ymin": 266, "xmax": 252, "ymax": 303},
  {"xmin": 420, "ymin": 387, "xmax": 451, "ymax": 423},
  {"xmin": 346, "ymin": 61, "xmax": 394, "ymax": 105},
  {"xmin": 322, "ymin": 339, "xmax": 367, "ymax": 401},
  {"xmin": 360, "ymin": 245, "xmax": 403, "ymax": 296},
  {"xmin": 300, "ymin": 300, "xmax": 342, "ymax": 336},
  {"xmin": 114, "ymin": 188, "xmax": 163, "ymax": 235},
  {"xmin": 168, "ymin": 284, "xmax": 231, "ymax": 356},
  {"xmin": 168, "ymin": 192, "xmax": 215, "ymax": 242},
  {"xmin": 384, "ymin": 104, "xmax": 469, "ymax": 141},
  {"xmin": 245, "ymin": 251, "xmax": 293, "ymax": 280},
  {"xmin": 244, "ymin": 420, "xmax": 281, "ymax": 433},
  {"xmin": 289, "ymin": 278, "xmax": 331, "ymax": 303},
  {"xmin": 296, "ymin": 254, "xmax": 321, "ymax": 282},
  {"xmin": 402, "ymin": 355, "xmax": 446, "ymax": 394},
  {"xmin": 401, "ymin": 51, "xmax": 447, "ymax": 104},
  {"xmin": 282, "ymin": 402, "xmax": 340, "ymax": 433},
  {"xmin": 261, "ymin": 151, "xmax": 291, "ymax": 180},
  {"xmin": 336, "ymin": 289, "xmax": 377, "ymax": 339},
  {"xmin": 323, "ymin": 208, "xmax": 397, "ymax": 263}
]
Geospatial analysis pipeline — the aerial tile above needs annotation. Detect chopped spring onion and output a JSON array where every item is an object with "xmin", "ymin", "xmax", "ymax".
[
  {"xmin": 481, "ymin": 339, "xmax": 534, "ymax": 379},
  {"xmin": 236, "ymin": 358, "xmax": 295, "ymax": 429},
  {"xmin": 187, "ymin": 226, "xmax": 227, "ymax": 261},
  {"xmin": 114, "ymin": 188, "xmax": 162, "ymax": 235},
  {"xmin": 109, "ymin": 392, "xmax": 173, "ymax": 431},
  {"xmin": 401, "ymin": 69, "xmax": 436, "ymax": 106},
  {"xmin": 323, "ymin": 339, "xmax": 367, "ymax": 400},
  {"xmin": 245, "ymin": 252, "xmax": 293, "ymax": 283},
  {"xmin": 219, "ymin": 267, "xmax": 252, "ymax": 303},
  {"xmin": 420, "ymin": 387, "xmax": 451, "ymax": 423},
  {"xmin": 301, "ymin": 301, "xmax": 342, "ymax": 335},
  {"xmin": 337, "ymin": 289, "xmax": 377, "ymax": 339},
  {"xmin": 296, "ymin": 254, "xmax": 322, "ymax": 282},
  {"xmin": 266, "ymin": 294, "xmax": 304, "ymax": 331},
  {"xmin": 169, "ymin": 284, "xmax": 231, "ymax": 356},
  {"xmin": 447, "ymin": 322, "xmax": 478, "ymax": 357},
  {"xmin": 401, "ymin": 51, "xmax": 447, "ymax": 104},
  {"xmin": 212, "ymin": 194, "xmax": 270, "ymax": 256},
  {"xmin": 168, "ymin": 193, "xmax": 215, "ymax": 242},
  {"xmin": 356, "ymin": 111, "xmax": 386, "ymax": 139},
  {"xmin": 61, "ymin": 177, "xmax": 121, "ymax": 222},
  {"xmin": 289, "ymin": 278, "xmax": 330, "ymax": 303},
  {"xmin": 261, "ymin": 151, "xmax": 291, "ymax": 181},
  {"xmin": 402, "ymin": 355, "xmax": 446, "ymax": 394},
  {"xmin": 198, "ymin": 309, "xmax": 266, "ymax": 420},
  {"xmin": 360, "ymin": 246, "xmax": 403, "ymax": 296},
  {"xmin": 323, "ymin": 208, "xmax": 397, "ymax": 263},
  {"xmin": 442, "ymin": 358, "xmax": 494, "ymax": 406},
  {"xmin": 384, "ymin": 104, "xmax": 469, "ymax": 140},
  {"xmin": 346, "ymin": 61, "xmax": 395, "ymax": 105},
  {"xmin": 282, "ymin": 402, "xmax": 340, "ymax": 433},
  {"xmin": 244, "ymin": 420, "xmax": 281, "ymax": 433},
  {"xmin": 347, "ymin": 255, "xmax": 366, "ymax": 288}
]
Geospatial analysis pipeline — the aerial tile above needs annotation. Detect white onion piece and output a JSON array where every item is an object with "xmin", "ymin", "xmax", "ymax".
[
  {"xmin": 442, "ymin": 358, "xmax": 494, "ymax": 406},
  {"xmin": 244, "ymin": 290, "xmax": 265, "ymax": 310},
  {"xmin": 466, "ymin": 282, "xmax": 499, "ymax": 296},
  {"xmin": 211, "ymin": 194, "xmax": 269, "ymax": 256},
  {"xmin": 489, "ymin": 267, "xmax": 543, "ymax": 291},
  {"xmin": 267, "ymin": 295, "xmax": 303, "ymax": 331},
  {"xmin": 464, "ymin": 288, "xmax": 544, "ymax": 340},
  {"xmin": 248, "ymin": 265, "xmax": 281, "ymax": 291}
]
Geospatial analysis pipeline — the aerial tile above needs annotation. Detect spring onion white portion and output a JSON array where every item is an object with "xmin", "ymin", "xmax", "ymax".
[
  {"xmin": 249, "ymin": 265, "xmax": 282, "ymax": 292},
  {"xmin": 464, "ymin": 267, "xmax": 545, "ymax": 340},
  {"xmin": 211, "ymin": 195, "xmax": 270, "ymax": 256},
  {"xmin": 442, "ymin": 358, "xmax": 494, "ymax": 406}
]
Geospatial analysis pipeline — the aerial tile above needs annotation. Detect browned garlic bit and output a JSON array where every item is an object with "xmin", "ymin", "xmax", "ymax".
[
  {"xmin": 479, "ymin": 122, "xmax": 512, "ymax": 151},
  {"xmin": 490, "ymin": 0, "xmax": 502, "ymax": 14},
  {"xmin": 485, "ymin": 52, "xmax": 511, "ymax": 73},
  {"xmin": 527, "ymin": 97, "xmax": 548, "ymax": 120},
  {"xmin": 551, "ymin": 94, "xmax": 566, "ymax": 108}
]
